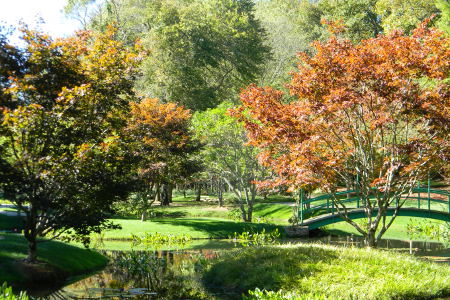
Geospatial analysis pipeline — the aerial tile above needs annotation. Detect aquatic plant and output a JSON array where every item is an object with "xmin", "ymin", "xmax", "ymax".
[
  {"xmin": 0, "ymin": 283, "xmax": 29, "ymax": 300},
  {"xmin": 131, "ymin": 232, "xmax": 192, "ymax": 248},
  {"xmin": 232, "ymin": 228, "xmax": 281, "ymax": 247}
]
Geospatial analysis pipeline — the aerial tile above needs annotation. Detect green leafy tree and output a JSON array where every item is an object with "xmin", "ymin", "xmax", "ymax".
[
  {"xmin": 66, "ymin": 0, "xmax": 271, "ymax": 111},
  {"xmin": 376, "ymin": 0, "xmax": 440, "ymax": 34},
  {"xmin": 0, "ymin": 27, "xmax": 142, "ymax": 261},
  {"xmin": 192, "ymin": 102, "xmax": 267, "ymax": 222},
  {"xmin": 255, "ymin": 0, "xmax": 381, "ymax": 87}
]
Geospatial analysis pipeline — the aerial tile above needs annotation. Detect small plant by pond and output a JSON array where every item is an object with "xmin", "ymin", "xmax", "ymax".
[
  {"xmin": 232, "ymin": 229, "xmax": 281, "ymax": 247},
  {"xmin": 0, "ymin": 282, "xmax": 29, "ymax": 300},
  {"xmin": 407, "ymin": 220, "xmax": 450, "ymax": 246},
  {"xmin": 131, "ymin": 232, "xmax": 193, "ymax": 248}
]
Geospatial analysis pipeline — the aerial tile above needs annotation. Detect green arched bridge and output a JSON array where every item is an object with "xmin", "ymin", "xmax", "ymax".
[{"xmin": 299, "ymin": 187, "xmax": 450, "ymax": 230}]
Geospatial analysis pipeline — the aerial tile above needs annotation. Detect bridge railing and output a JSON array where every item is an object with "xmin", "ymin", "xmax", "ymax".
[{"xmin": 299, "ymin": 187, "xmax": 450, "ymax": 224}]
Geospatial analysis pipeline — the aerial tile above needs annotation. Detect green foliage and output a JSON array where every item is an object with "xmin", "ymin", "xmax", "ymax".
[
  {"xmin": 232, "ymin": 228, "xmax": 281, "ymax": 247},
  {"xmin": 71, "ymin": 0, "xmax": 270, "ymax": 111},
  {"xmin": 227, "ymin": 208, "xmax": 243, "ymax": 222},
  {"xmin": 255, "ymin": 0, "xmax": 381, "ymax": 87},
  {"xmin": 131, "ymin": 232, "xmax": 192, "ymax": 248},
  {"xmin": 192, "ymin": 102, "xmax": 265, "ymax": 222},
  {"xmin": 0, "ymin": 283, "xmax": 29, "ymax": 300},
  {"xmin": 0, "ymin": 27, "xmax": 142, "ymax": 259},
  {"xmin": 376, "ymin": 0, "xmax": 439, "ymax": 33},
  {"xmin": 407, "ymin": 219, "xmax": 450, "ymax": 246},
  {"xmin": 436, "ymin": 0, "xmax": 450, "ymax": 34}
]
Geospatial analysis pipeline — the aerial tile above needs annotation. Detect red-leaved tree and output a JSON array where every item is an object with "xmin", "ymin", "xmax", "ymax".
[{"xmin": 231, "ymin": 21, "xmax": 449, "ymax": 247}]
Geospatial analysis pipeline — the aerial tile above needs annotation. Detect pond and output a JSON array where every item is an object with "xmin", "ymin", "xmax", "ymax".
[{"xmin": 25, "ymin": 236, "xmax": 449, "ymax": 299}]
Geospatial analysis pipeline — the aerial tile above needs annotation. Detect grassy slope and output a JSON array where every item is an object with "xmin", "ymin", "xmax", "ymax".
[
  {"xmin": 204, "ymin": 244, "xmax": 450, "ymax": 299},
  {"xmin": 0, "ymin": 233, "xmax": 108, "ymax": 285}
]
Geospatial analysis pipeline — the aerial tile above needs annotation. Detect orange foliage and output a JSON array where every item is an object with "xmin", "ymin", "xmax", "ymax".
[{"xmin": 232, "ymin": 22, "xmax": 450, "ymax": 192}]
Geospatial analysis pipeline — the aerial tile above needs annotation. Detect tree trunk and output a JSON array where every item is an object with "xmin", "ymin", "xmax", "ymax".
[
  {"xmin": 195, "ymin": 185, "xmax": 201, "ymax": 202},
  {"xmin": 365, "ymin": 229, "xmax": 377, "ymax": 248},
  {"xmin": 24, "ymin": 204, "xmax": 38, "ymax": 262},
  {"xmin": 168, "ymin": 183, "xmax": 173, "ymax": 203},
  {"xmin": 141, "ymin": 211, "xmax": 147, "ymax": 222},
  {"xmin": 27, "ymin": 237, "xmax": 37, "ymax": 262},
  {"xmin": 161, "ymin": 184, "xmax": 171, "ymax": 206},
  {"xmin": 155, "ymin": 183, "xmax": 161, "ymax": 203},
  {"xmin": 218, "ymin": 181, "xmax": 223, "ymax": 207}
]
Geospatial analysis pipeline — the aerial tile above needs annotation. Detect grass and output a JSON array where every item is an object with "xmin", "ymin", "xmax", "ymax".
[
  {"xmin": 0, "ymin": 233, "xmax": 108, "ymax": 286},
  {"xmin": 203, "ymin": 243, "xmax": 450, "ymax": 299},
  {"xmin": 100, "ymin": 217, "xmax": 283, "ymax": 240},
  {"xmin": 323, "ymin": 216, "xmax": 448, "ymax": 241}
]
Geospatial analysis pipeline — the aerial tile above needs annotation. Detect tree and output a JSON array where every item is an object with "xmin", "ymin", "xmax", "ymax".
[
  {"xmin": 0, "ymin": 26, "xmax": 142, "ymax": 261},
  {"xmin": 376, "ymin": 0, "xmax": 440, "ymax": 34},
  {"xmin": 125, "ymin": 98, "xmax": 201, "ymax": 215},
  {"xmin": 66, "ymin": 0, "xmax": 271, "ymax": 111},
  {"xmin": 192, "ymin": 102, "xmax": 267, "ymax": 222},
  {"xmin": 0, "ymin": 26, "xmax": 23, "ymax": 109},
  {"xmin": 254, "ymin": 0, "xmax": 381, "ymax": 88},
  {"xmin": 436, "ymin": 0, "xmax": 450, "ymax": 34},
  {"xmin": 232, "ymin": 21, "xmax": 449, "ymax": 247}
]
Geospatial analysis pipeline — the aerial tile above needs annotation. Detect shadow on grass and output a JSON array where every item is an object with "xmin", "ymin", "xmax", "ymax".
[
  {"xmin": 0, "ymin": 214, "xmax": 25, "ymax": 231},
  {"xmin": 152, "ymin": 218, "xmax": 283, "ymax": 238},
  {"xmin": 0, "ymin": 233, "xmax": 107, "ymax": 287},
  {"xmin": 202, "ymin": 246, "xmax": 338, "ymax": 296}
]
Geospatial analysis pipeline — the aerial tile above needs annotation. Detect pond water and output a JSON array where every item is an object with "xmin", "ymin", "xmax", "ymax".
[{"xmin": 25, "ymin": 236, "xmax": 449, "ymax": 299}]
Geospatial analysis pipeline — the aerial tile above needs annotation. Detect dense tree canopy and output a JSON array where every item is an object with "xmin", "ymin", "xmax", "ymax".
[
  {"xmin": 232, "ymin": 22, "xmax": 449, "ymax": 246},
  {"xmin": 66, "ymin": 0, "xmax": 271, "ymax": 111},
  {"xmin": 0, "ymin": 27, "xmax": 142, "ymax": 261},
  {"xmin": 255, "ymin": 0, "xmax": 382, "ymax": 88}
]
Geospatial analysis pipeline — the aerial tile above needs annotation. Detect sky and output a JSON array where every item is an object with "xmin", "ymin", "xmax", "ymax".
[{"xmin": 0, "ymin": 0, "xmax": 81, "ymax": 44}]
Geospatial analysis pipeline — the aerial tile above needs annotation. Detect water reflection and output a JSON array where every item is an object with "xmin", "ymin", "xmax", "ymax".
[{"xmin": 28, "ymin": 236, "xmax": 449, "ymax": 299}]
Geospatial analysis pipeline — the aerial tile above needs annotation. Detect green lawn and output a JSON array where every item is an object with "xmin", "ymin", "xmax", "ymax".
[
  {"xmin": 323, "ymin": 216, "xmax": 448, "ymax": 241},
  {"xmin": 0, "ymin": 233, "xmax": 107, "ymax": 286},
  {"xmin": 100, "ymin": 217, "xmax": 283, "ymax": 240},
  {"xmin": 203, "ymin": 243, "xmax": 450, "ymax": 299}
]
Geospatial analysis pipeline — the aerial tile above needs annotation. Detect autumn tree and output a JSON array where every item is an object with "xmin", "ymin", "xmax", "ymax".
[
  {"xmin": 0, "ymin": 27, "xmax": 142, "ymax": 261},
  {"xmin": 125, "ymin": 98, "xmax": 201, "ymax": 217},
  {"xmin": 232, "ymin": 22, "xmax": 449, "ymax": 247}
]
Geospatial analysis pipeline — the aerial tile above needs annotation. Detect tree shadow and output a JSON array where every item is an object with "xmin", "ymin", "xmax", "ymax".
[{"xmin": 152, "ymin": 218, "xmax": 282, "ymax": 238}]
